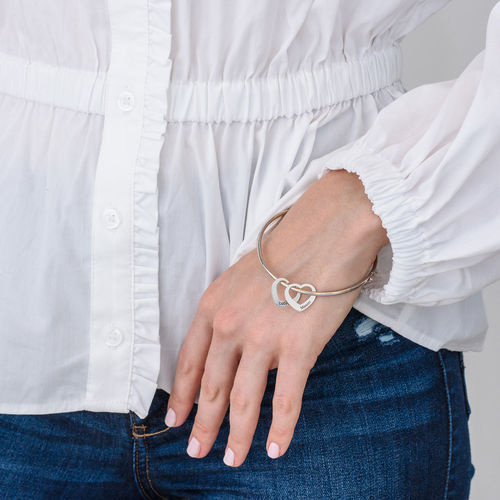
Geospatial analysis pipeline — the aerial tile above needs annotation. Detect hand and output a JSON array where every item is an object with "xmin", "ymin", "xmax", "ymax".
[{"xmin": 164, "ymin": 169, "xmax": 389, "ymax": 467}]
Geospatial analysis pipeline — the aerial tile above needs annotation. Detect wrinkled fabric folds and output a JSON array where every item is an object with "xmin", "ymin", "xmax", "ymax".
[{"xmin": 0, "ymin": 0, "xmax": 493, "ymax": 418}]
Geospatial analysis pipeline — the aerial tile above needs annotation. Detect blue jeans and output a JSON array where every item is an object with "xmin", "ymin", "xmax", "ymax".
[{"xmin": 0, "ymin": 308, "xmax": 474, "ymax": 499}]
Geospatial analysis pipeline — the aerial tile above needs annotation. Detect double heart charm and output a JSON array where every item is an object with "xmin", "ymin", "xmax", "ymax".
[{"xmin": 271, "ymin": 277, "xmax": 317, "ymax": 312}]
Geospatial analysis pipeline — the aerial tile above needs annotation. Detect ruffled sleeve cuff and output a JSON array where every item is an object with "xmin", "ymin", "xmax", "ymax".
[{"xmin": 315, "ymin": 138, "xmax": 431, "ymax": 305}]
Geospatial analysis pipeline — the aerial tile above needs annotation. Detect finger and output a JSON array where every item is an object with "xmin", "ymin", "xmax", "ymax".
[
  {"xmin": 187, "ymin": 338, "xmax": 240, "ymax": 458},
  {"xmin": 223, "ymin": 347, "xmax": 271, "ymax": 467},
  {"xmin": 166, "ymin": 311, "xmax": 213, "ymax": 428},
  {"xmin": 266, "ymin": 355, "xmax": 312, "ymax": 459}
]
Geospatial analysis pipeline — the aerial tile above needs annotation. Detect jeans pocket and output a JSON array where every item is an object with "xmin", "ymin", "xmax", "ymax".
[{"xmin": 458, "ymin": 352, "xmax": 472, "ymax": 420}]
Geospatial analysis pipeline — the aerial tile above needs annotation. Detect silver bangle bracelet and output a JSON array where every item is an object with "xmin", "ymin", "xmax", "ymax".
[{"xmin": 256, "ymin": 208, "xmax": 378, "ymax": 311}]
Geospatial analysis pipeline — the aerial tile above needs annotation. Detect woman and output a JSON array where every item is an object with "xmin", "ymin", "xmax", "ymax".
[{"xmin": 0, "ymin": 0, "xmax": 499, "ymax": 498}]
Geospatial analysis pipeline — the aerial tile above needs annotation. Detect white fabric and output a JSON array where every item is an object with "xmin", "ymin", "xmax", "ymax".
[{"xmin": 0, "ymin": 0, "xmax": 496, "ymax": 418}]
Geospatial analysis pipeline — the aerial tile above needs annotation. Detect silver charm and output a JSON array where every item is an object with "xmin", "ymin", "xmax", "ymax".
[
  {"xmin": 284, "ymin": 283, "xmax": 317, "ymax": 312},
  {"xmin": 271, "ymin": 277, "xmax": 301, "ymax": 307}
]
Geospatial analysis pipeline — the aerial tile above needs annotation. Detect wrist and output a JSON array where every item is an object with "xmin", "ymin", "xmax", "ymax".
[
  {"xmin": 320, "ymin": 168, "xmax": 389, "ymax": 253},
  {"xmin": 260, "ymin": 168, "xmax": 388, "ymax": 292}
]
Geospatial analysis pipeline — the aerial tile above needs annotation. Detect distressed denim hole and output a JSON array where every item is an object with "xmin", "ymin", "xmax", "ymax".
[
  {"xmin": 354, "ymin": 316, "xmax": 400, "ymax": 346},
  {"xmin": 354, "ymin": 317, "xmax": 378, "ymax": 339},
  {"xmin": 377, "ymin": 332, "xmax": 399, "ymax": 345}
]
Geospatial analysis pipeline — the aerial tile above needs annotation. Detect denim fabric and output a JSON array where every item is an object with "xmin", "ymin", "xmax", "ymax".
[{"xmin": 0, "ymin": 308, "xmax": 474, "ymax": 499}]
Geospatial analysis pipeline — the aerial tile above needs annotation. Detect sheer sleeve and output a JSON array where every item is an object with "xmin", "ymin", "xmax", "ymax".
[{"xmin": 314, "ymin": 2, "xmax": 500, "ymax": 306}]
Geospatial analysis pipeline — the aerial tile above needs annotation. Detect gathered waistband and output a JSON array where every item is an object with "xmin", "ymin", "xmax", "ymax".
[{"xmin": 0, "ymin": 45, "xmax": 402, "ymax": 123}]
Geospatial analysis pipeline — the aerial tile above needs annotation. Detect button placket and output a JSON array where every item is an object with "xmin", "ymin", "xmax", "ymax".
[
  {"xmin": 87, "ymin": 83, "xmax": 140, "ymax": 410},
  {"xmin": 85, "ymin": 0, "xmax": 167, "ymax": 417}
]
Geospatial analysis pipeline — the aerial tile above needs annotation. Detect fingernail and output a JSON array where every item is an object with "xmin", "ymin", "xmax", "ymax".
[
  {"xmin": 186, "ymin": 437, "xmax": 200, "ymax": 458},
  {"xmin": 165, "ymin": 407, "xmax": 176, "ymax": 427},
  {"xmin": 267, "ymin": 442, "xmax": 280, "ymax": 459},
  {"xmin": 223, "ymin": 447, "xmax": 235, "ymax": 466}
]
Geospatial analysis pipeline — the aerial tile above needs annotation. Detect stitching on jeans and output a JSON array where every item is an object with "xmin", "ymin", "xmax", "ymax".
[
  {"xmin": 132, "ymin": 413, "xmax": 155, "ymax": 500},
  {"xmin": 131, "ymin": 410, "xmax": 170, "ymax": 499},
  {"xmin": 144, "ymin": 435, "xmax": 169, "ymax": 500},
  {"xmin": 132, "ymin": 427, "xmax": 171, "ymax": 438},
  {"xmin": 135, "ymin": 437, "xmax": 154, "ymax": 500},
  {"xmin": 131, "ymin": 409, "xmax": 171, "ymax": 438},
  {"xmin": 438, "ymin": 351, "xmax": 453, "ymax": 500}
]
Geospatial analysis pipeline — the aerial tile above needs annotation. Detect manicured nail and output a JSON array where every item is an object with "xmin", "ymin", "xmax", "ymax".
[
  {"xmin": 267, "ymin": 442, "xmax": 280, "ymax": 459},
  {"xmin": 165, "ymin": 407, "xmax": 176, "ymax": 427},
  {"xmin": 186, "ymin": 437, "xmax": 200, "ymax": 458},
  {"xmin": 223, "ymin": 447, "xmax": 235, "ymax": 466}
]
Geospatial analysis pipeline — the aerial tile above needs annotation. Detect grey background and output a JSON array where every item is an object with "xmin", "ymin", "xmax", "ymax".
[{"xmin": 400, "ymin": 1, "xmax": 499, "ymax": 498}]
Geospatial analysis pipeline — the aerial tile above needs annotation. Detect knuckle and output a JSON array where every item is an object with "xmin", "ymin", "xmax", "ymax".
[
  {"xmin": 228, "ymin": 433, "xmax": 248, "ymax": 449},
  {"xmin": 212, "ymin": 306, "xmax": 240, "ymax": 338},
  {"xmin": 271, "ymin": 420, "xmax": 292, "ymax": 439},
  {"xmin": 273, "ymin": 393, "xmax": 295, "ymax": 417},
  {"xmin": 199, "ymin": 289, "xmax": 217, "ymax": 315},
  {"xmin": 200, "ymin": 376, "xmax": 222, "ymax": 403},
  {"xmin": 281, "ymin": 337, "xmax": 309, "ymax": 363},
  {"xmin": 168, "ymin": 392, "xmax": 190, "ymax": 409},
  {"xmin": 193, "ymin": 418, "xmax": 214, "ymax": 437},
  {"xmin": 289, "ymin": 349, "xmax": 318, "ymax": 372},
  {"xmin": 244, "ymin": 326, "xmax": 270, "ymax": 352},
  {"xmin": 176, "ymin": 353, "xmax": 198, "ymax": 378},
  {"xmin": 230, "ymin": 387, "xmax": 251, "ymax": 414}
]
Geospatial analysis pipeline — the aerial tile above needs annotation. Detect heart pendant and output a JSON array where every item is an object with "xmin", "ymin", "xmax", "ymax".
[
  {"xmin": 284, "ymin": 283, "xmax": 316, "ymax": 312},
  {"xmin": 271, "ymin": 277, "xmax": 301, "ymax": 307}
]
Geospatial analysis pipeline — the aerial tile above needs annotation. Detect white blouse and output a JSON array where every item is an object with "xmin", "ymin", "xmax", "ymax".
[{"xmin": 0, "ymin": 0, "xmax": 498, "ymax": 419}]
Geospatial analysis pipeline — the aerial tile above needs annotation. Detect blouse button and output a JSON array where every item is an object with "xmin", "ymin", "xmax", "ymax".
[
  {"xmin": 105, "ymin": 328, "xmax": 124, "ymax": 348},
  {"xmin": 102, "ymin": 208, "xmax": 121, "ymax": 229},
  {"xmin": 117, "ymin": 91, "xmax": 135, "ymax": 112}
]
